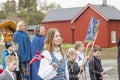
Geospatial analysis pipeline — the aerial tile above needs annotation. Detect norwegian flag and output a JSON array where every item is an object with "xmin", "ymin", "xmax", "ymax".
[
  {"xmin": 0, "ymin": 68, "xmax": 3, "ymax": 74},
  {"xmin": 29, "ymin": 52, "xmax": 44, "ymax": 64}
]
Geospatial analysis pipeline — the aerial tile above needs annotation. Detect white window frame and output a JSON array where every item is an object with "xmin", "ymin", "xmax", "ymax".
[{"xmin": 111, "ymin": 31, "xmax": 116, "ymax": 43}]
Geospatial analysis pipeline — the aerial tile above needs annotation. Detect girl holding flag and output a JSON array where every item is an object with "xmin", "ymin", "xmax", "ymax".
[
  {"xmin": 30, "ymin": 25, "xmax": 46, "ymax": 80},
  {"xmin": 74, "ymin": 41, "xmax": 90, "ymax": 80},
  {"xmin": 38, "ymin": 28, "xmax": 69, "ymax": 80}
]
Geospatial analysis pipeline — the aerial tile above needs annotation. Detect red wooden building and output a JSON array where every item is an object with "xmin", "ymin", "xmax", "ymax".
[{"xmin": 42, "ymin": 4, "xmax": 120, "ymax": 48}]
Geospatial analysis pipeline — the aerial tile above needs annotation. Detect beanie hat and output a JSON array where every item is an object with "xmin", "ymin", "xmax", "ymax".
[{"xmin": 5, "ymin": 42, "xmax": 12, "ymax": 49}]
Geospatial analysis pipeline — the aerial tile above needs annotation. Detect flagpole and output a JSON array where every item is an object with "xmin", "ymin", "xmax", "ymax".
[
  {"xmin": 78, "ymin": 30, "xmax": 99, "ymax": 80},
  {"xmin": 44, "ymin": 56, "xmax": 53, "ymax": 62},
  {"xmin": 87, "ymin": 30, "xmax": 99, "ymax": 56},
  {"xmin": 29, "ymin": 52, "xmax": 53, "ymax": 64}
]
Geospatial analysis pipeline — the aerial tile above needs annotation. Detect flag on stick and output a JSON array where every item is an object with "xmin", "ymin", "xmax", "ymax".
[
  {"xmin": 85, "ymin": 17, "xmax": 100, "ymax": 43},
  {"xmin": 29, "ymin": 52, "xmax": 44, "ymax": 64},
  {"xmin": 78, "ymin": 31, "xmax": 99, "ymax": 79}
]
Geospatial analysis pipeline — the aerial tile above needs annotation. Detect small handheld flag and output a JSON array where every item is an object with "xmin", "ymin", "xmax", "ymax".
[
  {"xmin": 0, "ymin": 69, "xmax": 3, "ymax": 74},
  {"xmin": 29, "ymin": 52, "xmax": 44, "ymax": 64}
]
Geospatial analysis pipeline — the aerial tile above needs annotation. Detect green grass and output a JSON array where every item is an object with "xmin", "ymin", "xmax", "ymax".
[
  {"xmin": 102, "ymin": 46, "xmax": 117, "ymax": 51},
  {"xmin": 0, "ymin": 43, "xmax": 118, "ymax": 64},
  {"xmin": 62, "ymin": 43, "xmax": 74, "ymax": 49},
  {"xmin": 0, "ymin": 60, "xmax": 1, "ymax": 65},
  {"xmin": 62, "ymin": 43, "xmax": 117, "ymax": 51}
]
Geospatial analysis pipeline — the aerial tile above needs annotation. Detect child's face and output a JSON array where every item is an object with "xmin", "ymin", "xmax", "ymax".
[
  {"xmin": 94, "ymin": 51, "xmax": 101, "ymax": 57},
  {"xmin": 8, "ymin": 45, "xmax": 13, "ymax": 54},
  {"xmin": 13, "ymin": 45, "xmax": 18, "ymax": 52},
  {"xmin": 7, "ymin": 61, "xmax": 17, "ymax": 72},
  {"xmin": 78, "ymin": 44, "xmax": 84, "ymax": 52},
  {"xmin": 70, "ymin": 52, "xmax": 77, "ymax": 61}
]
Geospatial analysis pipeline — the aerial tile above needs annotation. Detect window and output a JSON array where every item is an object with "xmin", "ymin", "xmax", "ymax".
[{"xmin": 111, "ymin": 31, "xmax": 116, "ymax": 43}]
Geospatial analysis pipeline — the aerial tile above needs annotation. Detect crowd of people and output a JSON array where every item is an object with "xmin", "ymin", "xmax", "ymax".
[{"xmin": 0, "ymin": 19, "xmax": 107, "ymax": 80}]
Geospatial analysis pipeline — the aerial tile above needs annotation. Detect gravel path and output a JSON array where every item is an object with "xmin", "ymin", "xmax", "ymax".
[{"xmin": 85, "ymin": 59, "xmax": 118, "ymax": 80}]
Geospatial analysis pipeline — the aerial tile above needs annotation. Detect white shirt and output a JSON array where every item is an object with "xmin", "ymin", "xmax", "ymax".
[
  {"xmin": 38, "ymin": 50, "xmax": 69, "ymax": 80},
  {"xmin": 14, "ymin": 52, "xmax": 19, "ymax": 71},
  {"xmin": 76, "ymin": 50, "xmax": 84, "ymax": 67},
  {"xmin": 5, "ymin": 69, "xmax": 15, "ymax": 80}
]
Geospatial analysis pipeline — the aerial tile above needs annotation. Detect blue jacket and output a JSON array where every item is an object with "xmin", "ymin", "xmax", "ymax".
[
  {"xmin": 2, "ymin": 50, "xmax": 9, "ymax": 69},
  {"xmin": 13, "ymin": 31, "xmax": 31, "ymax": 62},
  {"xmin": 30, "ymin": 35, "xmax": 45, "ymax": 80}
]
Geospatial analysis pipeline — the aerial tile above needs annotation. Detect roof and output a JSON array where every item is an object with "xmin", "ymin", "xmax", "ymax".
[
  {"xmin": 27, "ymin": 24, "xmax": 42, "ymax": 30},
  {"xmin": 42, "ymin": 7, "xmax": 83, "ymax": 23},
  {"xmin": 27, "ymin": 25, "xmax": 37, "ymax": 30},
  {"xmin": 43, "ymin": 4, "xmax": 120, "ymax": 23},
  {"xmin": 93, "ymin": 5, "xmax": 120, "ymax": 20},
  {"xmin": 0, "ymin": 20, "xmax": 16, "ymax": 32}
]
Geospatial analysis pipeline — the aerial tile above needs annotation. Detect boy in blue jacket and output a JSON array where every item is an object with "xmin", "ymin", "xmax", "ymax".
[{"xmin": 2, "ymin": 42, "xmax": 13, "ymax": 69}]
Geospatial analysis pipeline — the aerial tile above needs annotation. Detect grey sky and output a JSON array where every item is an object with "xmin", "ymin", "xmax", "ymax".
[
  {"xmin": 45, "ymin": 0, "xmax": 120, "ymax": 10},
  {"xmin": 1, "ymin": 0, "xmax": 120, "ymax": 10}
]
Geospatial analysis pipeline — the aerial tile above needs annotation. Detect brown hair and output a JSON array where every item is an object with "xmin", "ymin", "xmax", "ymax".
[
  {"xmin": 44, "ymin": 28, "xmax": 64, "ymax": 56},
  {"xmin": 74, "ymin": 41, "xmax": 83, "ymax": 50},
  {"xmin": 34, "ymin": 25, "xmax": 44, "ymax": 35},
  {"xmin": 5, "ymin": 55, "xmax": 17, "ymax": 65},
  {"xmin": 93, "ymin": 45, "xmax": 101, "ymax": 52}
]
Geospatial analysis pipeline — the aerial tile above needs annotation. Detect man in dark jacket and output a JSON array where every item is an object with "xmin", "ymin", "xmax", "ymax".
[
  {"xmin": 89, "ymin": 45, "xmax": 105, "ymax": 80},
  {"xmin": 118, "ymin": 37, "xmax": 120, "ymax": 80}
]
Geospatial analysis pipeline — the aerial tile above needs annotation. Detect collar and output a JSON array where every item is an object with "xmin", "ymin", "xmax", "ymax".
[
  {"xmin": 5, "ymin": 69, "xmax": 15, "ymax": 80},
  {"xmin": 54, "ymin": 47, "xmax": 60, "ymax": 53},
  {"xmin": 7, "ymin": 50, "xmax": 12, "ymax": 54}
]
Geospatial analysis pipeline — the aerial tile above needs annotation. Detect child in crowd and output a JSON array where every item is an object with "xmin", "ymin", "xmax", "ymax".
[
  {"xmin": 67, "ymin": 48, "xmax": 80, "ymax": 80},
  {"xmin": 89, "ymin": 45, "xmax": 105, "ymax": 80},
  {"xmin": 11, "ymin": 42, "xmax": 22, "ymax": 80},
  {"xmin": 74, "ymin": 41, "xmax": 90, "ymax": 79},
  {"xmin": 0, "ymin": 55, "xmax": 17, "ymax": 80},
  {"xmin": 2, "ymin": 42, "xmax": 13, "ymax": 69}
]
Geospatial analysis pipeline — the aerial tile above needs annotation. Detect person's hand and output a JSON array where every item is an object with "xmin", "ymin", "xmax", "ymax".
[
  {"xmin": 101, "ymin": 71, "xmax": 106, "ymax": 76},
  {"xmin": 85, "ymin": 56, "xmax": 89, "ymax": 60},
  {"xmin": 77, "ymin": 73, "xmax": 81, "ymax": 79},
  {"xmin": 52, "ymin": 62, "xmax": 58, "ymax": 70},
  {"xmin": 80, "ymin": 66, "xmax": 83, "ymax": 70},
  {"xmin": 86, "ymin": 42, "xmax": 92, "ymax": 47},
  {"xmin": 80, "ymin": 66, "xmax": 84, "ymax": 74}
]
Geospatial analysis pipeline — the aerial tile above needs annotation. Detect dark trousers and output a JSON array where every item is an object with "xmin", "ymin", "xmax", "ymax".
[
  {"xmin": 118, "ymin": 59, "xmax": 120, "ymax": 80},
  {"xmin": 15, "ymin": 71, "xmax": 21, "ymax": 80}
]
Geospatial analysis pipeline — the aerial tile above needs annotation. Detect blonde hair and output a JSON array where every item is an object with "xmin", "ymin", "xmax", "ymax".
[
  {"xmin": 13, "ymin": 42, "xmax": 18, "ymax": 46},
  {"xmin": 5, "ymin": 55, "xmax": 17, "ymax": 65},
  {"xmin": 74, "ymin": 41, "xmax": 83, "ymax": 50},
  {"xmin": 44, "ymin": 28, "xmax": 63, "ymax": 56},
  {"xmin": 66, "ymin": 48, "xmax": 77, "ymax": 59},
  {"xmin": 16, "ymin": 20, "xmax": 26, "ymax": 31}
]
